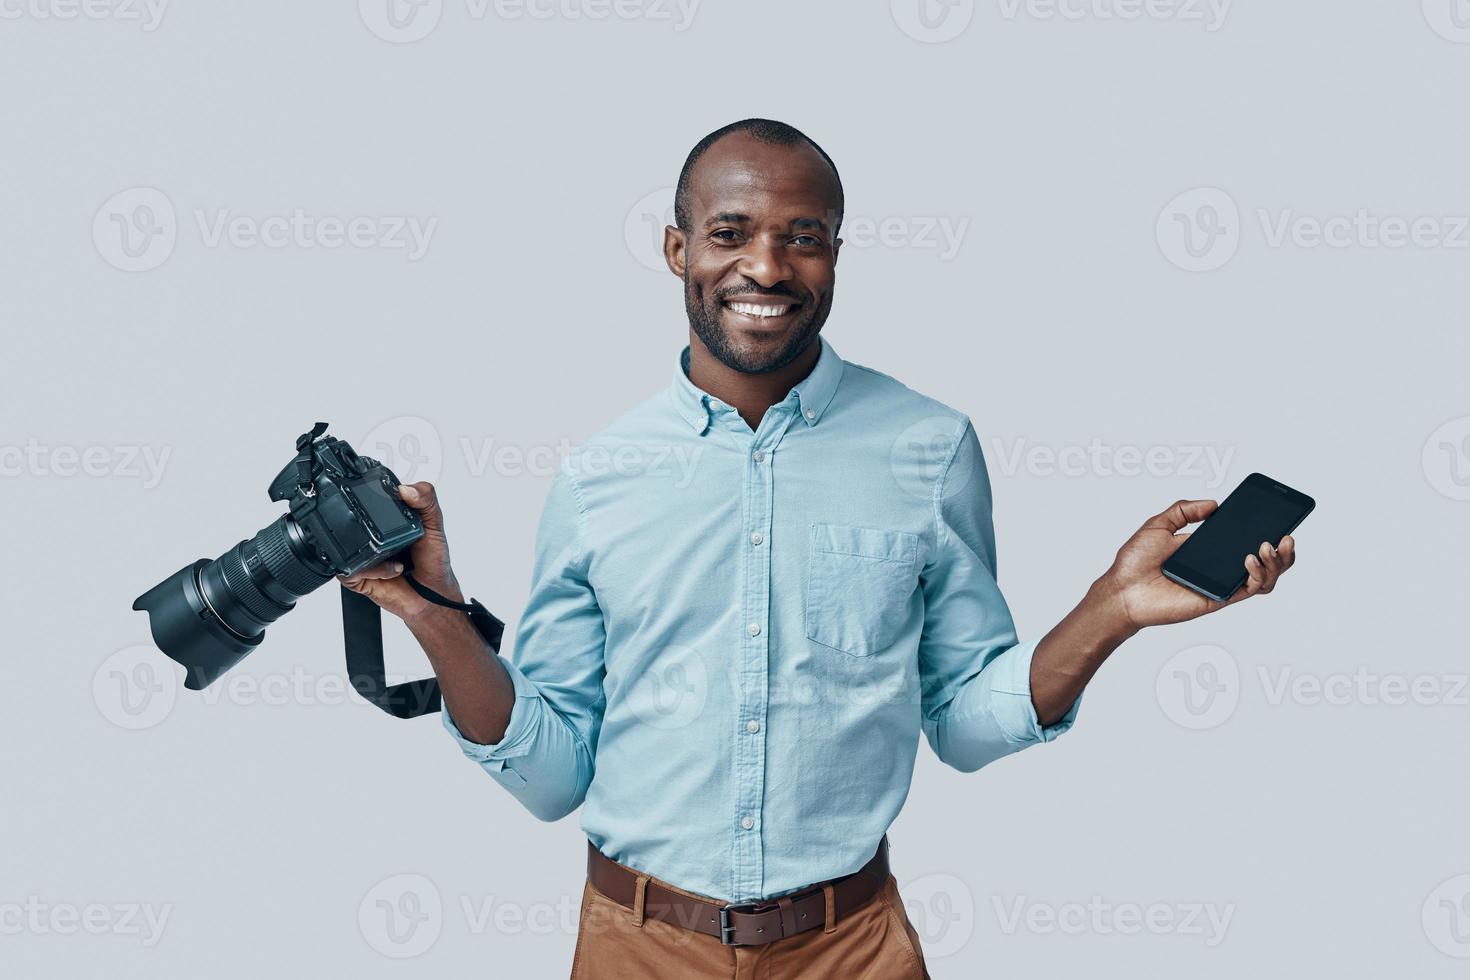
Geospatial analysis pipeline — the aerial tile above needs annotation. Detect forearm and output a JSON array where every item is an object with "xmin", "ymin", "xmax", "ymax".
[
  {"xmin": 405, "ymin": 600, "xmax": 516, "ymax": 745},
  {"xmin": 1030, "ymin": 576, "xmax": 1137, "ymax": 727}
]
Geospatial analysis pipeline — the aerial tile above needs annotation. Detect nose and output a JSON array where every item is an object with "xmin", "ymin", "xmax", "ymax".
[{"xmin": 735, "ymin": 236, "xmax": 794, "ymax": 289}]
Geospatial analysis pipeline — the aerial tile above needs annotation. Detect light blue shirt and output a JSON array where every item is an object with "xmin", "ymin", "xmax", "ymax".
[{"xmin": 444, "ymin": 336, "xmax": 1081, "ymax": 904}]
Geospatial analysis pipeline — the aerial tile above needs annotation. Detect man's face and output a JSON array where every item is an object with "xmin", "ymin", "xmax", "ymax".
[{"xmin": 666, "ymin": 133, "xmax": 842, "ymax": 374}]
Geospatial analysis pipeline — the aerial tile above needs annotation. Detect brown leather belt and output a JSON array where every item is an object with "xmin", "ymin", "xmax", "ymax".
[{"xmin": 586, "ymin": 837, "xmax": 889, "ymax": 947}]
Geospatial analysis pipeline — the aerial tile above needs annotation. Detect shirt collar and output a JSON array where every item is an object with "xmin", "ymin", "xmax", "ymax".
[{"xmin": 670, "ymin": 336, "xmax": 844, "ymax": 435}]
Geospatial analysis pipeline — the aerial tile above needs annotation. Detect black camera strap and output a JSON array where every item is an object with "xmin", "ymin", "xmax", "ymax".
[{"xmin": 340, "ymin": 576, "xmax": 504, "ymax": 719}]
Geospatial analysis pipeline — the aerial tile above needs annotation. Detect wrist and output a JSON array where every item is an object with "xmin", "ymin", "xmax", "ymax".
[{"xmin": 1084, "ymin": 573, "xmax": 1143, "ymax": 645}]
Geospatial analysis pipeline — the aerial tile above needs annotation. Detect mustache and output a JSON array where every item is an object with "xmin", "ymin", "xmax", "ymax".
[{"xmin": 715, "ymin": 285, "xmax": 803, "ymax": 303}]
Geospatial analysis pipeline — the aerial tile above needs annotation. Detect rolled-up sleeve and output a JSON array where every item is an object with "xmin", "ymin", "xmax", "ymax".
[
  {"xmin": 443, "ymin": 468, "xmax": 606, "ymax": 822},
  {"xmin": 919, "ymin": 418, "xmax": 1081, "ymax": 773}
]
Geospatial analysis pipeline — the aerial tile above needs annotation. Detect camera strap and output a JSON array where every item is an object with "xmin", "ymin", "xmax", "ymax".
[{"xmin": 340, "ymin": 576, "xmax": 504, "ymax": 719}]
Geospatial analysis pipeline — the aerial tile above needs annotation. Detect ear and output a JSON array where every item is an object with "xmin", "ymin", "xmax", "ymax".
[
  {"xmin": 663, "ymin": 225, "xmax": 686, "ymax": 278},
  {"xmin": 831, "ymin": 236, "xmax": 841, "ymax": 268}
]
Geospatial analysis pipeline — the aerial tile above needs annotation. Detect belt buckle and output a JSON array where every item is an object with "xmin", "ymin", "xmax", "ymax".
[{"xmin": 717, "ymin": 901, "xmax": 773, "ymax": 946}]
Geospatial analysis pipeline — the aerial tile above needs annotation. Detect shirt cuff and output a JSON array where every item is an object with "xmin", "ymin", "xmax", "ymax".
[
  {"xmin": 984, "ymin": 636, "xmax": 1083, "ymax": 745},
  {"xmin": 441, "ymin": 654, "xmax": 541, "ymax": 764}
]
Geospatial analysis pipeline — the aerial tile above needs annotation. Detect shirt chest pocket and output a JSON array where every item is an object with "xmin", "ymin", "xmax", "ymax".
[{"xmin": 804, "ymin": 523, "xmax": 920, "ymax": 657}]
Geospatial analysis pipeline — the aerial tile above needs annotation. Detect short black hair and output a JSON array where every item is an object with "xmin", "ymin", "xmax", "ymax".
[{"xmin": 674, "ymin": 118, "xmax": 844, "ymax": 236}]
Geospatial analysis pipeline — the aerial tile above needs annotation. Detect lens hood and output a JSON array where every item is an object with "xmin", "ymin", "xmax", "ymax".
[{"xmin": 133, "ymin": 560, "xmax": 262, "ymax": 691}]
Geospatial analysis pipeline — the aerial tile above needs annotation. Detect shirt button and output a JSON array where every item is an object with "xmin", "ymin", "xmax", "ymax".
[
  {"xmin": 750, "ymin": 531, "xmax": 763, "ymax": 546},
  {"xmin": 741, "ymin": 816, "xmax": 754, "ymax": 830},
  {"xmin": 745, "ymin": 720, "xmax": 760, "ymax": 734},
  {"xmin": 747, "ymin": 623, "xmax": 761, "ymax": 637},
  {"xmin": 752, "ymin": 450, "xmax": 766, "ymax": 463},
  {"xmin": 710, "ymin": 400, "xmax": 722, "ymax": 411},
  {"xmin": 805, "ymin": 409, "xmax": 816, "ymax": 420}
]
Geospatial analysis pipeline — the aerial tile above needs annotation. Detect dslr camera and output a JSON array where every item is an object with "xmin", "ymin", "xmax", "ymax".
[{"xmin": 134, "ymin": 422, "xmax": 425, "ymax": 693}]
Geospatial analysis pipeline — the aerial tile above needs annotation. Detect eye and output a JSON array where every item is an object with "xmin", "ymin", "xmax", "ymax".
[
  {"xmin": 710, "ymin": 228, "xmax": 742, "ymax": 243},
  {"xmin": 791, "ymin": 234, "xmax": 824, "ymax": 248}
]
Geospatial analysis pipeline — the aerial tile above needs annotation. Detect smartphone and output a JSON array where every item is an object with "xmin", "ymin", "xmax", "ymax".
[{"xmin": 1161, "ymin": 473, "xmax": 1315, "ymax": 602}]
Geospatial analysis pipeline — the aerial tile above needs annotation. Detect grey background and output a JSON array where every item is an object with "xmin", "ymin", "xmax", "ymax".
[{"xmin": 3, "ymin": 1, "xmax": 1468, "ymax": 976}]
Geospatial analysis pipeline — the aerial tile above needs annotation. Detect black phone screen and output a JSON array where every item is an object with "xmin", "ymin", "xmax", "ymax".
[{"xmin": 1163, "ymin": 474, "xmax": 1314, "ymax": 600}]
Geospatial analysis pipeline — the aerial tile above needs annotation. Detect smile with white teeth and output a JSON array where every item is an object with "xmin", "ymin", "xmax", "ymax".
[{"xmin": 724, "ymin": 300, "xmax": 797, "ymax": 319}]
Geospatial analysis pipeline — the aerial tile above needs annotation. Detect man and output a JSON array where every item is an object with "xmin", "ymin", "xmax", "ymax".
[{"xmin": 342, "ymin": 119, "xmax": 1298, "ymax": 978}]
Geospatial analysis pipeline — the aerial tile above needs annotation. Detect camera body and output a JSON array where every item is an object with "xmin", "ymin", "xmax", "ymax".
[
  {"xmin": 268, "ymin": 424, "xmax": 424, "ymax": 578},
  {"xmin": 134, "ymin": 423, "xmax": 425, "ymax": 691}
]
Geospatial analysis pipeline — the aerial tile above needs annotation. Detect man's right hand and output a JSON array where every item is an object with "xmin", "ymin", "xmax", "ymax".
[{"xmin": 340, "ymin": 481, "xmax": 465, "ymax": 623}]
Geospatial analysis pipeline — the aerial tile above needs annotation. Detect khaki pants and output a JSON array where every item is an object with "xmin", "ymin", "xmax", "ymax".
[{"xmin": 569, "ymin": 861, "xmax": 931, "ymax": 979}]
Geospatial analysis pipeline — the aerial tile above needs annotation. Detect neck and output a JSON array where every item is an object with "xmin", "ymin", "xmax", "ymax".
[{"xmin": 686, "ymin": 333, "xmax": 822, "ymax": 431}]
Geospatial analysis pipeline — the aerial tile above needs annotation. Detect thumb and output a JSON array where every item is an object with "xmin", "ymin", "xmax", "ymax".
[{"xmin": 1144, "ymin": 498, "xmax": 1218, "ymax": 533}]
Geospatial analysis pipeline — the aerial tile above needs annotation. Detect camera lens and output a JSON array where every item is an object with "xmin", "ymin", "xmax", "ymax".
[{"xmin": 133, "ymin": 516, "xmax": 334, "ymax": 690}]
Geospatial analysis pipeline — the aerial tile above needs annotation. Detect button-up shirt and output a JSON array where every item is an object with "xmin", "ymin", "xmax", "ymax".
[{"xmin": 444, "ymin": 336, "xmax": 1081, "ymax": 904}]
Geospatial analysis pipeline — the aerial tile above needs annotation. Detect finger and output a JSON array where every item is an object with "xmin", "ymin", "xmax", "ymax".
[
  {"xmin": 400, "ymin": 482, "xmax": 444, "ymax": 532},
  {"xmin": 1277, "ymin": 534, "xmax": 1297, "ymax": 570},
  {"xmin": 1255, "ymin": 541, "xmax": 1281, "ymax": 594},
  {"xmin": 1144, "ymin": 499, "xmax": 1218, "ymax": 533},
  {"xmin": 342, "ymin": 561, "xmax": 404, "ymax": 583},
  {"xmin": 1241, "ymin": 553, "xmax": 1267, "ymax": 597}
]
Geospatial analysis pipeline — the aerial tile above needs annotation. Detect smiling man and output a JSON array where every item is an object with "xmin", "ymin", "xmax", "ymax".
[{"xmin": 342, "ymin": 119, "xmax": 1298, "ymax": 978}]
